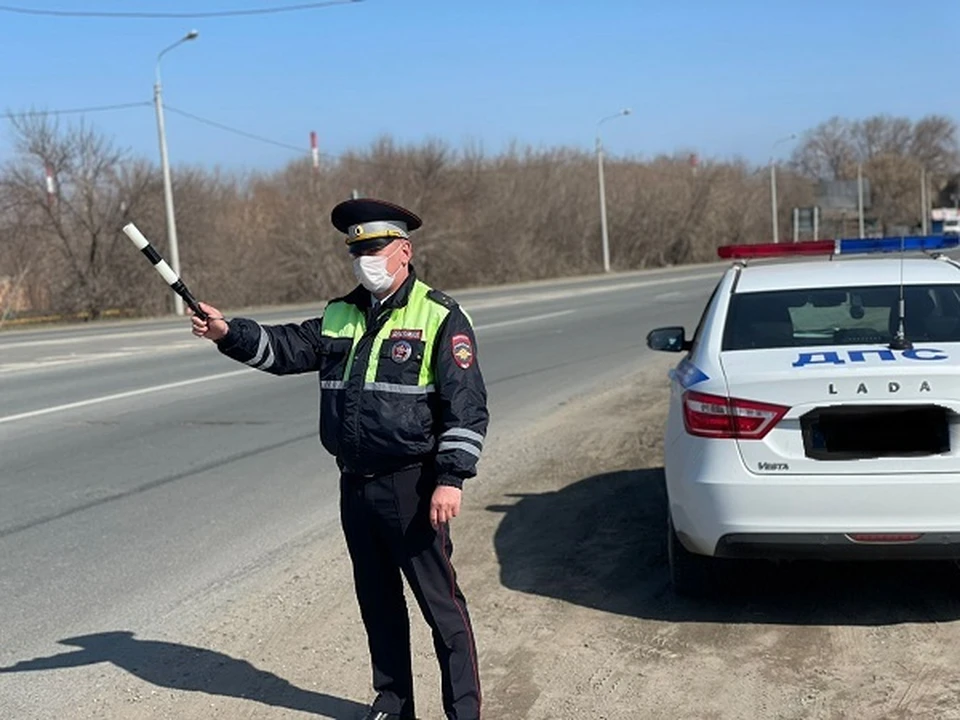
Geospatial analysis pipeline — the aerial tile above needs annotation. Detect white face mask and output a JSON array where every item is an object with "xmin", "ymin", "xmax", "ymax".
[{"xmin": 353, "ymin": 244, "xmax": 402, "ymax": 294}]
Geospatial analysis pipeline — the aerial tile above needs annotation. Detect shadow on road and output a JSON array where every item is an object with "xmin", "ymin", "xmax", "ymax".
[
  {"xmin": 0, "ymin": 631, "xmax": 367, "ymax": 719},
  {"xmin": 488, "ymin": 467, "xmax": 960, "ymax": 625}
]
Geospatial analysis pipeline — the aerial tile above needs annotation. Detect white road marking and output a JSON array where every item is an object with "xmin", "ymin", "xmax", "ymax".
[
  {"xmin": 0, "ymin": 369, "xmax": 252, "ymax": 425},
  {"xmin": 475, "ymin": 309, "xmax": 575, "ymax": 331},
  {"xmin": 655, "ymin": 291, "xmax": 685, "ymax": 300},
  {"xmin": 0, "ymin": 341, "xmax": 204, "ymax": 374},
  {"xmin": 462, "ymin": 272, "xmax": 720, "ymax": 311},
  {"xmin": 0, "ymin": 352, "xmax": 138, "ymax": 373},
  {"xmin": 0, "ymin": 327, "xmax": 188, "ymax": 349}
]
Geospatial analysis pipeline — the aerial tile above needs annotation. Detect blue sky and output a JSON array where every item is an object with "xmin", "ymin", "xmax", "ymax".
[{"xmin": 0, "ymin": 0, "xmax": 956, "ymax": 171}]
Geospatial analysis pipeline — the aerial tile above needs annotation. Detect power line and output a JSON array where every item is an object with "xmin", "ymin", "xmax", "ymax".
[
  {"xmin": 1, "ymin": 101, "xmax": 324, "ymax": 160},
  {"xmin": 162, "ymin": 106, "xmax": 518, "ymax": 170},
  {"xmin": 0, "ymin": 101, "xmax": 151, "ymax": 120},
  {"xmin": 0, "ymin": 0, "xmax": 361, "ymax": 18},
  {"xmin": 163, "ymin": 106, "xmax": 515, "ymax": 171},
  {"xmin": 164, "ymin": 105, "xmax": 308, "ymax": 154},
  {"xmin": 166, "ymin": 108, "xmax": 579, "ymax": 173},
  {"xmin": 0, "ymin": 101, "xmax": 575, "ymax": 174}
]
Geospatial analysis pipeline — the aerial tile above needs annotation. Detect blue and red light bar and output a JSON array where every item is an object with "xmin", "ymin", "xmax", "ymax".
[{"xmin": 718, "ymin": 234, "xmax": 960, "ymax": 260}]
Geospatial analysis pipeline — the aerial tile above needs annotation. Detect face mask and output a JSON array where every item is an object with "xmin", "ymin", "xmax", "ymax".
[{"xmin": 353, "ymin": 244, "xmax": 402, "ymax": 294}]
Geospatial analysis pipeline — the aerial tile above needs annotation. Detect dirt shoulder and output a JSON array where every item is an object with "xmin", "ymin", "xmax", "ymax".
[{"xmin": 82, "ymin": 356, "xmax": 960, "ymax": 720}]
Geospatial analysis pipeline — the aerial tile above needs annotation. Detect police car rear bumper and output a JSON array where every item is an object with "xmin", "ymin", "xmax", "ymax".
[
  {"xmin": 667, "ymin": 439, "xmax": 960, "ymax": 558},
  {"xmin": 713, "ymin": 532, "xmax": 960, "ymax": 560}
]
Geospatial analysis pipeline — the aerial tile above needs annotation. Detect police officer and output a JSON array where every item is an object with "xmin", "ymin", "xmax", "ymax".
[{"xmin": 191, "ymin": 198, "xmax": 487, "ymax": 720}]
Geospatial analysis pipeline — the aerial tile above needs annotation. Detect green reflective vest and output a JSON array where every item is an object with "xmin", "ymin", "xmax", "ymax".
[
  {"xmin": 317, "ymin": 278, "xmax": 465, "ymax": 469},
  {"xmin": 320, "ymin": 278, "xmax": 452, "ymax": 389}
]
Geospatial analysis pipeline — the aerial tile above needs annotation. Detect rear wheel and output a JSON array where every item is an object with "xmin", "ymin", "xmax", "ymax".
[{"xmin": 667, "ymin": 516, "xmax": 717, "ymax": 598}]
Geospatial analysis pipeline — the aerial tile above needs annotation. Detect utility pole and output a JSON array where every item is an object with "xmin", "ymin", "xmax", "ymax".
[
  {"xmin": 921, "ymin": 167, "xmax": 929, "ymax": 235},
  {"xmin": 596, "ymin": 137, "xmax": 610, "ymax": 272},
  {"xmin": 857, "ymin": 163, "xmax": 865, "ymax": 238},
  {"xmin": 769, "ymin": 161, "xmax": 779, "ymax": 242},
  {"xmin": 769, "ymin": 134, "xmax": 796, "ymax": 243}
]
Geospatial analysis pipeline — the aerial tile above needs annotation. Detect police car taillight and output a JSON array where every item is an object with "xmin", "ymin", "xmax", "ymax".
[{"xmin": 681, "ymin": 391, "xmax": 788, "ymax": 440}]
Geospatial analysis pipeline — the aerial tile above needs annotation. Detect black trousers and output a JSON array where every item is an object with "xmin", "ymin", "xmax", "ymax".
[{"xmin": 340, "ymin": 464, "xmax": 482, "ymax": 720}]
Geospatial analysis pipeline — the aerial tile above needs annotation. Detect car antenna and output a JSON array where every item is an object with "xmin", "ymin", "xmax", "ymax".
[{"xmin": 888, "ymin": 234, "xmax": 912, "ymax": 350}]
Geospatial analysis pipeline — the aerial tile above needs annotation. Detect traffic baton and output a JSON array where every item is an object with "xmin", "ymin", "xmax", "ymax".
[{"xmin": 122, "ymin": 223, "xmax": 209, "ymax": 320}]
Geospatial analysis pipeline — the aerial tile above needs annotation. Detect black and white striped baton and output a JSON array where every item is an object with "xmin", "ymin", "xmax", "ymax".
[{"xmin": 122, "ymin": 223, "xmax": 209, "ymax": 320}]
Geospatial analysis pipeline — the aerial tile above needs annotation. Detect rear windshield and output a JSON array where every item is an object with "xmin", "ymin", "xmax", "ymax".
[{"xmin": 723, "ymin": 284, "xmax": 960, "ymax": 350}]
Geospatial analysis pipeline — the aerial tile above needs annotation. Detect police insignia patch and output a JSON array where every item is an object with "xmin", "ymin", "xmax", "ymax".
[
  {"xmin": 391, "ymin": 340, "xmax": 413, "ymax": 364},
  {"xmin": 451, "ymin": 333, "xmax": 474, "ymax": 369}
]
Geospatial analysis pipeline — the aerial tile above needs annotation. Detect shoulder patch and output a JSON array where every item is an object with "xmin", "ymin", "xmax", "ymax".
[
  {"xmin": 451, "ymin": 333, "xmax": 474, "ymax": 369},
  {"xmin": 427, "ymin": 288, "xmax": 459, "ymax": 310}
]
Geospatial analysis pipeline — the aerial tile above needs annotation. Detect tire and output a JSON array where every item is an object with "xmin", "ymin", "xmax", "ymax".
[{"xmin": 667, "ymin": 515, "xmax": 717, "ymax": 598}]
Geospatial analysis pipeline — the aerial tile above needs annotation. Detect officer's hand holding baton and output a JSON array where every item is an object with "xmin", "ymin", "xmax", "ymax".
[
  {"xmin": 122, "ymin": 221, "xmax": 230, "ymax": 344},
  {"xmin": 190, "ymin": 301, "xmax": 229, "ymax": 342}
]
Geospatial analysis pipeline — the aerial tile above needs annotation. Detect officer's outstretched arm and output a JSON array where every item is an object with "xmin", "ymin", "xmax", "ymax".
[
  {"xmin": 215, "ymin": 317, "xmax": 324, "ymax": 375},
  {"xmin": 434, "ymin": 307, "xmax": 490, "ymax": 488}
]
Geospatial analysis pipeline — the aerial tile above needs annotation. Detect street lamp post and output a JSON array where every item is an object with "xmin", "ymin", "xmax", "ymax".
[
  {"xmin": 154, "ymin": 30, "xmax": 198, "ymax": 316},
  {"xmin": 920, "ymin": 167, "xmax": 929, "ymax": 235},
  {"xmin": 769, "ymin": 133, "xmax": 796, "ymax": 243},
  {"xmin": 857, "ymin": 163, "xmax": 865, "ymax": 238},
  {"xmin": 596, "ymin": 108, "xmax": 631, "ymax": 273}
]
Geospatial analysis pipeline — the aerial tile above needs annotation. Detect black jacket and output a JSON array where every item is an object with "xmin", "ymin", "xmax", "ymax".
[{"xmin": 215, "ymin": 269, "xmax": 489, "ymax": 488}]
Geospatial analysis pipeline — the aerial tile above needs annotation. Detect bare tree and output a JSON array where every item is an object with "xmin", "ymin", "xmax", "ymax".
[
  {"xmin": 1, "ymin": 114, "xmax": 160, "ymax": 318},
  {"xmin": 907, "ymin": 115, "xmax": 958, "ymax": 176},
  {"xmin": 0, "ymin": 193, "xmax": 42, "ymax": 326},
  {"xmin": 791, "ymin": 114, "xmax": 960, "ymax": 232},
  {"xmin": 792, "ymin": 117, "xmax": 856, "ymax": 180},
  {"xmin": 3, "ymin": 111, "xmax": 959, "ymax": 324}
]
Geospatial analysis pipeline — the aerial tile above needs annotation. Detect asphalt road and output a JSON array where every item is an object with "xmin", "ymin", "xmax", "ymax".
[{"xmin": 0, "ymin": 265, "xmax": 721, "ymax": 714}]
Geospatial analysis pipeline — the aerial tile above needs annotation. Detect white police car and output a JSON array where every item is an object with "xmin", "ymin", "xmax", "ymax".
[{"xmin": 647, "ymin": 235, "xmax": 960, "ymax": 596}]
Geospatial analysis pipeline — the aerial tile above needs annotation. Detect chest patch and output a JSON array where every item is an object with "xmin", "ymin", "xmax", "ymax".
[
  {"xmin": 390, "ymin": 329, "xmax": 423, "ymax": 341},
  {"xmin": 391, "ymin": 340, "xmax": 413, "ymax": 364}
]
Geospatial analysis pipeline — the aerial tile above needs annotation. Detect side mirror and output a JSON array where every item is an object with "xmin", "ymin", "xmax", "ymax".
[{"xmin": 646, "ymin": 326, "xmax": 691, "ymax": 352}]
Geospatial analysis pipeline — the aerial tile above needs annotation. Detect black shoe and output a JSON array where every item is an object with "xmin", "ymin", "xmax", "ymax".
[{"xmin": 362, "ymin": 712, "xmax": 415, "ymax": 720}]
